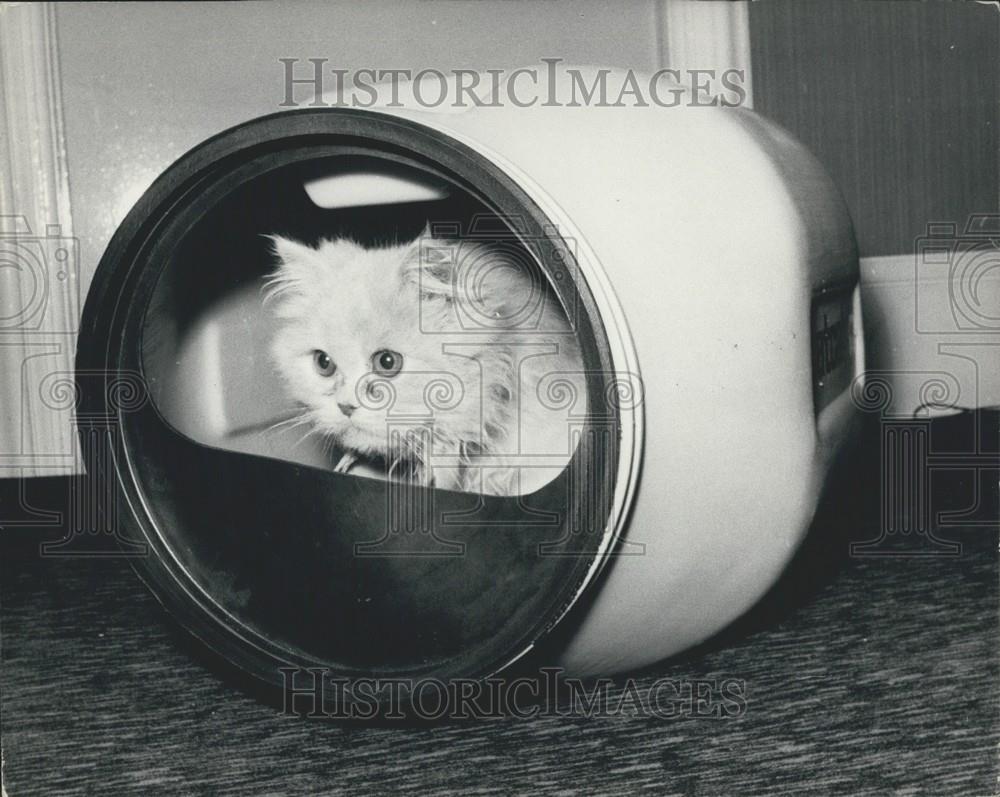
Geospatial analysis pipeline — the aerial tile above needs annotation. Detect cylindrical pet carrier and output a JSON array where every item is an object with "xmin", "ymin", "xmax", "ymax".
[{"xmin": 76, "ymin": 69, "xmax": 861, "ymax": 702}]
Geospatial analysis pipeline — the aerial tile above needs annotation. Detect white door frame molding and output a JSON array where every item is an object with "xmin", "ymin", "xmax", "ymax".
[
  {"xmin": 656, "ymin": 0, "xmax": 754, "ymax": 109},
  {"xmin": 0, "ymin": 1, "xmax": 81, "ymax": 475}
]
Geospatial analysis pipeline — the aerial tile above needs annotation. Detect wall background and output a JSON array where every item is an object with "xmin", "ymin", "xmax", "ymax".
[
  {"xmin": 55, "ymin": 0, "xmax": 663, "ymax": 292},
  {"xmin": 749, "ymin": 0, "xmax": 998, "ymax": 257}
]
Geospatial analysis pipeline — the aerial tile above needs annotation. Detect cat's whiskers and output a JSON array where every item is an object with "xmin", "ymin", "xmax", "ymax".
[
  {"xmin": 265, "ymin": 412, "xmax": 314, "ymax": 436},
  {"xmin": 275, "ymin": 409, "xmax": 326, "ymax": 451},
  {"xmin": 290, "ymin": 427, "xmax": 320, "ymax": 450},
  {"xmin": 322, "ymin": 433, "xmax": 338, "ymax": 459}
]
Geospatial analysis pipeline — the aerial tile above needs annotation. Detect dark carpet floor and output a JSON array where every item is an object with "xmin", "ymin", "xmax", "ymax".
[{"xmin": 2, "ymin": 413, "xmax": 997, "ymax": 796}]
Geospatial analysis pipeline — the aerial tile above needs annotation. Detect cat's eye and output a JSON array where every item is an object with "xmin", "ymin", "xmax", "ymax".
[
  {"xmin": 312, "ymin": 349, "xmax": 336, "ymax": 377},
  {"xmin": 372, "ymin": 349, "xmax": 403, "ymax": 378}
]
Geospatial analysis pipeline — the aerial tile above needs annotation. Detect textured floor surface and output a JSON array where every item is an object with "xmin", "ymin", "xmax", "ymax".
[{"xmin": 2, "ymin": 414, "xmax": 997, "ymax": 796}]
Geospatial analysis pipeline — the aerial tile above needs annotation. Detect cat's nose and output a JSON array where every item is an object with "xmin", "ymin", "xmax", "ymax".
[{"xmin": 337, "ymin": 402, "xmax": 357, "ymax": 418}]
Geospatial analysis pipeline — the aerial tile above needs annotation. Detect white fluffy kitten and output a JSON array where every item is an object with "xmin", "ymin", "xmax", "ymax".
[{"xmin": 265, "ymin": 229, "xmax": 586, "ymax": 496}]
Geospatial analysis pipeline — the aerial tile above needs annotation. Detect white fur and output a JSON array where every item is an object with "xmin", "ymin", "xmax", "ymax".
[{"xmin": 265, "ymin": 230, "xmax": 586, "ymax": 496}]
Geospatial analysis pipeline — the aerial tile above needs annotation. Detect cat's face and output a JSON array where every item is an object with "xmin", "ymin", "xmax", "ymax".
[{"xmin": 266, "ymin": 236, "xmax": 486, "ymax": 459}]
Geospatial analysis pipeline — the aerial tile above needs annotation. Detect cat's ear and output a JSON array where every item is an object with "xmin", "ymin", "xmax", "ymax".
[
  {"xmin": 268, "ymin": 235, "xmax": 320, "ymax": 270},
  {"xmin": 401, "ymin": 229, "xmax": 457, "ymax": 302},
  {"xmin": 399, "ymin": 223, "xmax": 440, "ymax": 267},
  {"xmin": 263, "ymin": 235, "xmax": 319, "ymax": 304},
  {"xmin": 408, "ymin": 222, "xmax": 434, "ymax": 248}
]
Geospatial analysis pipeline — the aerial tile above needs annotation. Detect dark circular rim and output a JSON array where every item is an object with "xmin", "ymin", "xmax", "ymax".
[{"xmin": 75, "ymin": 108, "xmax": 622, "ymax": 702}]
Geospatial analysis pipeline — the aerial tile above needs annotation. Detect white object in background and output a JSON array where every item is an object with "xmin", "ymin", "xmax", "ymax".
[
  {"xmin": 304, "ymin": 163, "xmax": 448, "ymax": 209},
  {"xmin": 861, "ymin": 221, "xmax": 1000, "ymax": 417}
]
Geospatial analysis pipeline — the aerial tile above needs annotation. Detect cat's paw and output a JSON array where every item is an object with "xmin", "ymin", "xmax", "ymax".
[{"xmin": 334, "ymin": 451, "xmax": 358, "ymax": 474}]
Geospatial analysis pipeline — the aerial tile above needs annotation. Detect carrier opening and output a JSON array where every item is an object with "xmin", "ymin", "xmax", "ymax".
[
  {"xmin": 141, "ymin": 154, "xmax": 586, "ymax": 498},
  {"xmin": 79, "ymin": 110, "xmax": 622, "ymax": 686}
]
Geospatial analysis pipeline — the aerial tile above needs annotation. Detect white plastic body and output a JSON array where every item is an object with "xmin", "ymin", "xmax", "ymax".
[{"xmin": 147, "ymin": 68, "xmax": 862, "ymax": 677}]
